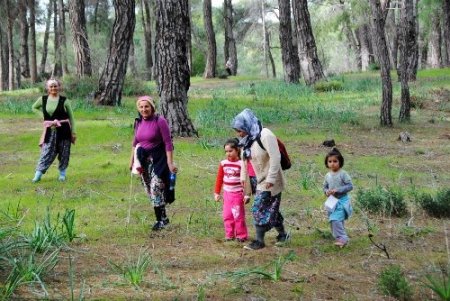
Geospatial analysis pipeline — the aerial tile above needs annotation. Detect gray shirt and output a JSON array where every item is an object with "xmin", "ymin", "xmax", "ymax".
[{"xmin": 323, "ymin": 169, "xmax": 353, "ymax": 199}]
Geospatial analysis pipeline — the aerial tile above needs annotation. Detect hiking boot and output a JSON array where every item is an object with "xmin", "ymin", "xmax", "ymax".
[
  {"xmin": 152, "ymin": 219, "xmax": 169, "ymax": 231},
  {"xmin": 243, "ymin": 240, "xmax": 265, "ymax": 250}
]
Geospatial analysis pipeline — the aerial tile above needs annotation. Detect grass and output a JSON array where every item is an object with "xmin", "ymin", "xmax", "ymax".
[{"xmin": 0, "ymin": 68, "xmax": 450, "ymax": 299}]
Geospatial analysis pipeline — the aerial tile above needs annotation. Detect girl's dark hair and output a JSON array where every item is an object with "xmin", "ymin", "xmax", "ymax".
[
  {"xmin": 325, "ymin": 147, "xmax": 344, "ymax": 168},
  {"xmin": 224, "ymin": 138, "xmax": 240, "ymax": 150}
]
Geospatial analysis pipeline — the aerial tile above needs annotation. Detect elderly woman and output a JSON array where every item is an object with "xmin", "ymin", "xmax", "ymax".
[
  {"xmin": 130, "ymin": 96, "xmax": 177, "ymax": 231},
  {"xmin": 232, "ymin": 108, "xmax": 288, "ymax": 250},
  {"xmin": 32, "ymin": 78, "xmax": 76, "ymax": 182}
]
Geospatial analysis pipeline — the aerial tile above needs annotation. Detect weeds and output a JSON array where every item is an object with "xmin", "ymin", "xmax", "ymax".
[
  {"xmin": 62, "ymin": 209, "xmax": 77, "ymax": 242},
  {"xmin": 221, "ymin": 251, "xmax": 296, "ymax": 281},
  {"xmin": 423, "ymin": 271, "xmax": 450, "ymax": 301},
  {"xmin": 109, "ymin": 249, "xmax": 151, "ymax": 288}
]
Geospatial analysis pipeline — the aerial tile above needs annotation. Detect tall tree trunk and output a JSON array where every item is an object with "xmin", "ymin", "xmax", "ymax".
[
  {"xmin": 155, "ymin": 0, "xmax": 197, "ymax": 137},
  {"xmin": 18, "ymin": 0, "xmax": 30, "ymax": 78},
  {"xmin": 292, "ymin": 0, "xmax": 325, "ymax": 85},
  {"xmin": 0, "ymin": 28, "xmax": 7, "ymax": 91},
  {"xmin": 141, "ymin": 0, "xmax": 153, "ymax": 80},
  {"xmin": 278, "ymin": 0, "xmax": 300, "ymax": 83},
  {"xmin": 262, "ymin": 0, "xmax": 269, "ymax": 78},
  {"xmin": 406, "ymin": 0, "xmax": 419, "ymax": 80},
  {"xmin": 428, "ymin": 8, "xmax": 442, "ymax": 68},
  {"xmin": 40, "ymin": 0, "xmax": 52, "ymax": 76},
  {"xmin": 385, "ymin": 4, "xmax": 399, "ymax": 69},
  {"xmin": 398, "ymin": 0, "xmax": 415, "ymax": 122},
  {"xmin": 186, "ymin": 0, "xmax": 193, "ymax": 75},
  {"xmin": 203, "ymin": 0, "xmax": 216, "ymax": 78},
  {"xmin": 443, "ymin": 0, "xmax": 450, "ymax": 66},
  {"xmin": 97, "ymin": 0, "xmax": 135, "ymax": 106},
  {"xmin": 29, "ymin": 0, "xmax": 37, "ymax": 83},
  {"xmin": 356, "ymin": 25, "xmax": 371, "ymax": 71},
  {"xmin": 58, "ymin": 0, "xmax": 69, "ymax": 75},
  {"xmin": 419, "ymin": 27, "xmax": 428, "ymax": 69},
  {"xmin": 223, "ymin": 0, "xmax": 237, "ymax": 75},
  {"xmin": 53, "ymin": 0, "xmax": 62, "ymax": 77},
  {"xmin": 266, "ymin": 31, "xmax": 276, "ymax": 78},
  {"xmin": 93, "ymin": 0, "xmax": 100, "ymax": 34},
  {"xmin": 369, "ymin": 0, "xmax": 393, "ymax": 127},
  {"xmin": 128, "ymin": 40, "xmax": 138, "ymax": 77},
  {"xmin": 69, "ymin": 0, "xmax": 92, "ymax": 77},
  {"xmin": 6, "ymin": 0, "xmax": 16, "ymax": 90}
]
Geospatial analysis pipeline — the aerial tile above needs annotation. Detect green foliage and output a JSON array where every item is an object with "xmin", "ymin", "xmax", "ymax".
[
  {"xmin": 423, "ymin": 272, "xmax": 450, "ymax": 301},
  {"xmin": 368, "ymin": 63, "xmax": 380, "ymax": 71},
  {"xmin": 356, "ymin": 186, "xmax": 407, "ymax": 217},
  {"xmin": 122, "ymin": 77, "xmax": 150, "ymax": 97},
  {"xmin": 62, "ymin": 209, "xmax": 77, "ymax": 242},
  {"xmin": 377, "ymin": 265, "xmax": 413, "ymax": 300},
  {"xmin": 313, "ymin": 80, "xmax": 344, "ymax": 92},
  {"xmin": 60, "ymin": 75, "xmax": 100, "ymax": 99},
  {"xmin": 416, "ymin": 189, "xmax": 450, "ymax": 218},
  {"xmin": 221, "ymin": 251, "xmax": 296, "ymax": 281},
  {"xmin": 109, "ymin": 250, "xmax": 151, "ymax": 288}
]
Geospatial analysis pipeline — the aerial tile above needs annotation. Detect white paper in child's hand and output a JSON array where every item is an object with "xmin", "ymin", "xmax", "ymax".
[{"xmin": 324, "ymin": 195, "xmax": 339, "ymax": 211}]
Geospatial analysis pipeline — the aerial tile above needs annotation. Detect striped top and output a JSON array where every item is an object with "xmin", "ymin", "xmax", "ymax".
[{"xmin": 214, "ymin": 159, "xmax": 244, "ymax": 193}]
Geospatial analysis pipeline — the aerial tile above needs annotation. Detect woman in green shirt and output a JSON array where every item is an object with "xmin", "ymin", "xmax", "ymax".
[{"xmin": 32, "ymin": 79, "xmax": 76, "ymax": 182}]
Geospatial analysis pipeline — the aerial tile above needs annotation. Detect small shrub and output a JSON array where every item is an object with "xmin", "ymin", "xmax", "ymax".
[
  {"xmin": 109, "ymin": 250, "xmax": 151, "ymax": 288},
  {"xmin": 356, "ymin": 186, "xmax": 407, "ymax": 217},
  {"xmin": 378, "ymin": 265, "xmax": 413, "ymax": 300},
  {"xmin": 313, "ymin": 80, "xmax": 344, "ymax": 92},
  {"xmin": 122, "ymin": 77, "xmax": 149, "ymax": 96},
  {"xmin": 60, "ymin": 75, "xmax": 99, "ymax": 99},
  {"xmin": 417, "ymin": 189, "xmax": 450, "ymax": 218},
  {"xmin": 369, "ymin": 62, "xmax": 380, "ymax": 70}
]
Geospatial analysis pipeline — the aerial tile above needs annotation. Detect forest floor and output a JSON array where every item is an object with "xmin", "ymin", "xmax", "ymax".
[{"xmin": 1, "ymin": 69, "xmax": 450, "ymax": 300}]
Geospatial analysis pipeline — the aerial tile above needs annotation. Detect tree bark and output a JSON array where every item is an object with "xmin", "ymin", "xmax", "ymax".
[
  {"xmin": 40, "ymin": 0, "xmax": 52, "ymax": 76},
  {"xmin": 369, "ymin": 0, "xmax": 393, "ymax": 127},
  {"xmin": 398, "ymin": 0, "xmax": 415, "ymax": 122},
  {"xmin": 292, "ymin": 0, "xmax": 325, "ymax": 85},
  {"xmin": 53, "ymin": 0, "xmax": 63, "ymax": 77},
  {"xmin": 29, "ymin": 0, "xmax": 37, "ymax": 83},
  {"xmin": 58, "ymin": 0, "xmax": 69, "ymax": 75},
  {"xmin": 140, "ymin": 0, "xmax": 153, "ymax": 80},
  {"xmin": 18, "ymin": 0, "xmax": 30, "ymax": 78},
  {"xmin": 223, "ymin": 0, "xmax": 237, "ymax": 75},
  {"xmin": 6, "ymin": 0, "xmax": 17, "ymax": 90},
  {"xmin": 128, "ymin": 40, "xmax": 138, "ymax": 77},
  {"xmin": 97, "ymin": 0, "xmax": 135, "ymax": 106},
  {"xmin": 443, "ymin": 0, "xmax": 450, "ymax": 66},
  {"xmin": 186, "ymin": 0, "xmax": 193, "ymax": 75},
  {"xmin": 0, "ymin": 28, "xmax": 7, "ymax": 91},
  {"xmin": 203, "ymin": 0, "xmax": 216, "ymax": 78},
  {"xmin": 428, "ymin": 8, "xmax": 442, "ymax": 68},
  {"xmin": 266, "ymin": 31, "xmax": 276, "ymax": 78},
  {"xmin": 69, "ymin": 0, "xmax": 92, "ymax": 77},
  {"xmin": 385, "ymin": 4, "xmax": 399, "ymax": 69},
  {"xmin": 155, "ymin": 0, "xmax": 197, "ymax": 137},
  {"xmin": 278, "ymin": 0, "xmax": 300, "ymax": 83}
]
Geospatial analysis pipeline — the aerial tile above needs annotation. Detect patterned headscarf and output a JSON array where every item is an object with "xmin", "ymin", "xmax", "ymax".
[{"xmin": 232, "ymin": 108, "xmax": 262, "ymax": 159}]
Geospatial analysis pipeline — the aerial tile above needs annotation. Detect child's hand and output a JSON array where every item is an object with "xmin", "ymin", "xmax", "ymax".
[
  {"xmin": 244, "ymin": 195, "xmax": 251, "ymax": 204},
  {"xmin": 326, "ymin": 189, "xmax": 336, "ymax": 196},
  {"xmin": 214, "ymin": 193, "xmax": 221, "ymax": 202}
]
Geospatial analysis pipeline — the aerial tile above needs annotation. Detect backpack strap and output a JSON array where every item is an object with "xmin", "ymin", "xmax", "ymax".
[{"xmin": 255, "ymin": 137, "xmax": 266, "ymax": 151}]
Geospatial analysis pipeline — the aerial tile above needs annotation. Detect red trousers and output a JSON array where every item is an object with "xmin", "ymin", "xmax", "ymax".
[{"xmin": 222, "ymin": 191, "xmax": 248, "ymax": 240}]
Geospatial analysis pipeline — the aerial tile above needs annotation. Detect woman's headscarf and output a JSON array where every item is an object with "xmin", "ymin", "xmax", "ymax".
[
  {"xmin": 135, "ymin": 95, "xmax": 156, "ymax": 121},
  {"xmin": 232, "ymin": 108, "xmax": 262, "ymax": 159}
]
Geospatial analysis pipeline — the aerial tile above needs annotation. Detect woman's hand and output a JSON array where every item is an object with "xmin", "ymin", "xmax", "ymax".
[
  {"xmin": 71, "ymin": 133, "xmax": 77, "ymax": 144},
  {"xmin": 168, "ymin": 162, "xmax": 178, "ymax": 173},
  {"xmin": 265, "ymin": 182, "xmax": 274, "ymax": 190}
]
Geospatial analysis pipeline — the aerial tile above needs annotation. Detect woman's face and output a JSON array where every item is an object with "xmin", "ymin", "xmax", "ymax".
[
  {"xmin": 235, "ymin": 129, "xmax": 247, "ymax": 138},
  {"xmin": 138, "ymin": 100, "xmax": 154, "ymax": 119},
  {"xmin": 48, "ymin": 83, "xmax": 60, "ymax": 96}
]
